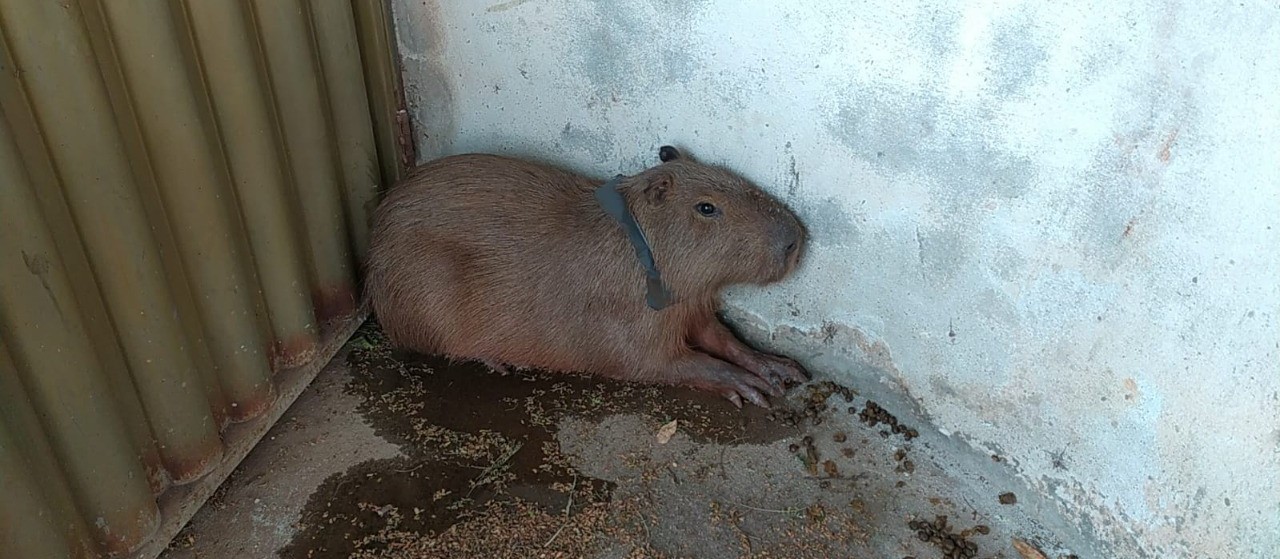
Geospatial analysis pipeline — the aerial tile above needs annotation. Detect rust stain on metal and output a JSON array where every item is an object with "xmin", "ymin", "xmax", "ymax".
[
  {"xmin": 161, "ymin": 441, "xmax": 225, "ymax": 486},
  {"xmin": 270, "ymin": 332, "xmax": 321, "ymax": 371},
  {"xmin": 225, "ymin": 383, "xmax": 278, "ymax": 424},
  {"xmin": 312, "ymin": 284, "xmax": 360, "ymax": 323}
]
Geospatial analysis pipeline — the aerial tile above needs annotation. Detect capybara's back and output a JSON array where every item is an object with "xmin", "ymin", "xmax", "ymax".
[
  {"xmin": 366, "ymin": 147, "xmax": 809, "ymax": 408},
  {"xmin": 366, "ymin": 154, "xmax": 619, "ymax": 372}
]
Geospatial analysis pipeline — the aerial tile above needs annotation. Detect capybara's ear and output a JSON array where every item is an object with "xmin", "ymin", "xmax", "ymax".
[
  {"xmin": 658, "ymin": 145, "xmax": 682, "ymax": 163},
  {"xmin": 644, "ymin": 170, "xmax": 675, "ymax": 204}
]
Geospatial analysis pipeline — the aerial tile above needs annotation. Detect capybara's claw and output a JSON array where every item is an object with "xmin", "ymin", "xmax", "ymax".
[
  {"xmin": 725, "ymin": 392, "xmax": 743, "ymax": 409},
  {"xmin": 761, "ymin": 373, "xmax": 787, "ymax": 397},
  {"xmin": 746, "ymin": 355, "xmax": 807, "ymax": 394},
  {"xmin": 723, "ymin": 386, "xmax": 768, "ymax": 409},
  {"xmin": 724, "ymin": 371, "xmax": 772, "ymax": 409},
  {"xmin": 691, "ymin": 366, "xmax": 773, "ymax": 409},
  {"xmin": 772, "ymin": 355, "xmax": 809, "ymax": 384}
]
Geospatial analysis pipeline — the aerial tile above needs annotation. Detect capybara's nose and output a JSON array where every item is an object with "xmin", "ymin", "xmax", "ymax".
[{"xmin": 774, "ymin": 220, "xmax": 804, "ymax": 266}]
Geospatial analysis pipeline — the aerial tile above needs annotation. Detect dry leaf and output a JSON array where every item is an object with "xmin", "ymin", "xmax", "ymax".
[
  {"xmin": 803, "ymin": 442, "xmax": 820, "ymax": 475},
  {"xmin": 1012, "ymin": 538, "xmax": 1048, "ymax": 559},
  {"xmin": 822, "ymin": 459, "xmax": 839, "ymax": 477},
  {"xmin": 655, "ymin": 420, "xmax": 678, "ymax": 444}
]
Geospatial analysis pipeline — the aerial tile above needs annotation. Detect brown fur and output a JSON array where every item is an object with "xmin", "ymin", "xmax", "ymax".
[{"xmin": 365, "ymin": 147, "xmax": 808, "ymax": 408}]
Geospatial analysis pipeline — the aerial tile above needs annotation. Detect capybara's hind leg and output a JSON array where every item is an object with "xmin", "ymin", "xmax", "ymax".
[
  {"xmin": 689, "ymin": 319, "xmax": 809, "ymax": 391},
  {"xmin": 661, "ymin": 353, "xmax": 782, "ymax": 409},
  {"xmin": 373, "ymin": 231, "xmax": 481, "ymax": 354}
]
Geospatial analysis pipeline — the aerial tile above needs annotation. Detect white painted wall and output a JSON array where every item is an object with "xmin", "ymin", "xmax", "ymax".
[{"xmin": 391, "ymin": 1, "xmax": 1280, "ymax": 556}]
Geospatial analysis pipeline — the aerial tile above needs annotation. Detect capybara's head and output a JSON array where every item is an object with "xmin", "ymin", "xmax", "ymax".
[{"xmin": 624, "ymin": 146, "xmax": 806, "ymax": 299}]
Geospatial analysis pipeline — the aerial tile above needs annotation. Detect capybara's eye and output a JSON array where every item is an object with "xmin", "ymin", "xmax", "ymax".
[{"xmin": 696, "ymin": 202, "xmax": 718, "ymax": 217}]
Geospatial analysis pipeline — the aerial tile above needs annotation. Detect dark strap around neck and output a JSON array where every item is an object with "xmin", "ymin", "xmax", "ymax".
[{"xmin": 594, "ymin": 175, "xmax": 673, "ymax": 310}]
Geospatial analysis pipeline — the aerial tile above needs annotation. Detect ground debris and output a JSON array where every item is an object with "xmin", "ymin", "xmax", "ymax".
[
  {"xmin": 655, "ymin": 420, "xmax": 678, "ymax": 444},
  {"xmin": 907, "ymin": 514, "xmax": 986, "ymax": 559},
  {"xmin": 347, "ymin": 491, "xmax": 649, "ymax": 559},
  {"xmin": 859, "ymin": 400, "xmax": 919, "ymax": 441}
]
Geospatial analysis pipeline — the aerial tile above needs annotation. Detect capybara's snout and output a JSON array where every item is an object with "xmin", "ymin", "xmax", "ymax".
[{"xmin": 769, "ymin": 210, "xmax": 806, "ymax": 279}]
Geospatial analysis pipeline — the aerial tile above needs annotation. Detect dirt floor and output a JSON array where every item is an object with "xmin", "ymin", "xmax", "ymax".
[{"xmin": 160, "ymin": 320, "xmax": 1077, "ymax": 559}]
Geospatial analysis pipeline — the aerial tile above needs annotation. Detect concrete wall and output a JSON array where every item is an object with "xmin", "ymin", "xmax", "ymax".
[{"xmin": 391, "ymin": 1, "xmax": 1280, "ymax": 557}]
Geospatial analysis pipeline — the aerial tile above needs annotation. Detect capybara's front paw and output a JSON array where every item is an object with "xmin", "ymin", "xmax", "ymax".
[
  {"xmin": 696, "ymin": 367, "xmax": 781, "ymax": 409},
  {"xmin": 747, "ymin": 354, "xmax": 810, "ymax": 392}
]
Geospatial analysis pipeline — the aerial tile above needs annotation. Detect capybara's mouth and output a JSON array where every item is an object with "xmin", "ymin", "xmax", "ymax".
[{"xmin": 759, "ymin": 250, "xmax": 801, "ymax": 285}]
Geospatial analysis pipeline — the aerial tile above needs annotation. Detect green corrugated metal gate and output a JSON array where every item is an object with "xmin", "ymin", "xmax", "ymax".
[{"xmin": 0, "ymin": 1, "xmax": 409, "ymax": 557}]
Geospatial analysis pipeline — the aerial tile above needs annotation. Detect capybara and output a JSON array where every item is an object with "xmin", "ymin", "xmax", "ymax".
[{"xmin": 365, "ymin": 146, "xmax": 808, "ymax": 408}]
